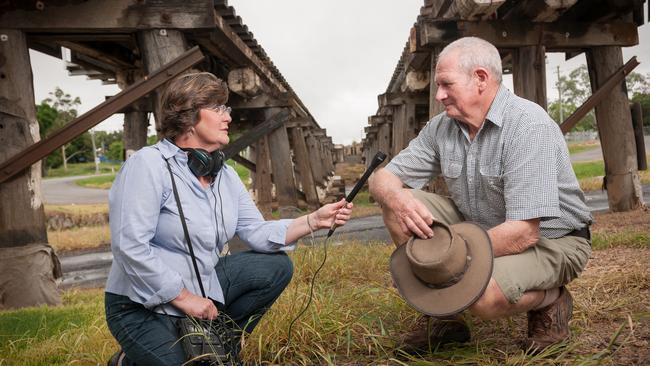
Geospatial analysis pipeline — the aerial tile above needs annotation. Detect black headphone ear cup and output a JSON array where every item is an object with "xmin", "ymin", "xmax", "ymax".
[
  {"xmin": 210, "ymin": 150, "xmax": 225, "ymax": 176},
  {"xmin": 186, "ymin": 148, "xmax": 212, "ymax": 177}
]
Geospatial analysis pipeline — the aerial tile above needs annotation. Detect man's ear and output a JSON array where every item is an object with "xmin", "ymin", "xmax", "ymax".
[{"xmin": 474, "ymin": 68, "xmax": 490, "ymax": 91}]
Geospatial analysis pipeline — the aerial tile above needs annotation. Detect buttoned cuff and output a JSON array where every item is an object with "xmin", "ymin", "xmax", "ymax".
[
  {"xmin": 269, "ymin": 219, "xmax": 297, "ymax": 251},
  {"xmin": 142, "ymin": 272, "xmax": 184, "ymax": 309},
  {"xmin": 506, "ymin": 206, "xmax": 561, "ymax": 222}
]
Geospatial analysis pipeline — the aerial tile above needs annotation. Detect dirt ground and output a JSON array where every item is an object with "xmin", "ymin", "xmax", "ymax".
[{"xmin": 468, "ymin": 207, "xmax": 650, "ymax": 365}]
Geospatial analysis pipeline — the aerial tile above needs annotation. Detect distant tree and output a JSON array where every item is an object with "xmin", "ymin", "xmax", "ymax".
[
  {"xmin": 43, "ymin": 87, "xmax": 81, "ymax": 171},
  {"xmin": 626, "ymin": 71, "xmax": 650, "ymax": 96},
  {"xmin": 36, "ymin": 102, "xmax": 62, "ymax": 172},
  {"xmin": 550, "ymin": 67, "xmax": 648, "ymax": 131},
  {"xmin": 631, "ymin": 93, "xmax": 650, "ymax": 127},
  {"xmin": 551, "ymin": 65, "xmax": 595, "ymax": 130},
  {"xmin": 107, "ymin": 141, "xmax": 124, "ymax": 162}
]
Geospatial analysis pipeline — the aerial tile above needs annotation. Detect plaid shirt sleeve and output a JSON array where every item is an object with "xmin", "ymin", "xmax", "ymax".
[
  {"xmin": 385, "ymin": 117, "xmax": 443, "ymax": 189},
  {"xmin": 502, "ymin": 121, "xmax": 562, "ymax": 221}
]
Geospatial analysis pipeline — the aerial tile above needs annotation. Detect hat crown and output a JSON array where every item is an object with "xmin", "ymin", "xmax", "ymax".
[{"xmin": 405, "ymin": 221, "xmax": 468, "ymax": 287}]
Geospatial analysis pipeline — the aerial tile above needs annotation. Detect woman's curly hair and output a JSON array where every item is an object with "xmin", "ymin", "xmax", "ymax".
[{"xmin": 159, "ymin": 71, "xmax": 229, "ymax": 141}]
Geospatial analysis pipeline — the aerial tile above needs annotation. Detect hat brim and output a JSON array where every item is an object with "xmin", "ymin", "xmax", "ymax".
[{"xmin": 390, "ymin": 222, "xmax": 493, "ymax": 317}]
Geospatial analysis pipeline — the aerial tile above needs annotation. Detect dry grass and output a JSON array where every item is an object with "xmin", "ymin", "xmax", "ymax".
[
  {"xmin": 44, "ymin": 204, "xmax": 108, "ymax": 216},
  {"xmin": 1, "ymin": 235, "xmax": 649, "ymax": 365},
  {"xmin": 48, "ymin": 226, "xmax": 110, "ymax": 253},
  {"xmin": 334, "ymin": 162, "xmax": 367, "ymax": 186}
]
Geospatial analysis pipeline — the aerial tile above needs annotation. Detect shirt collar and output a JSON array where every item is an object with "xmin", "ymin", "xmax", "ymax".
[
  {"xmin": 156, "ymin": 138, "xmax": 185, "ymax": 160},
  {"xmin": 484, "ymin": 84, "xmax": 511, "ymax": 128}
]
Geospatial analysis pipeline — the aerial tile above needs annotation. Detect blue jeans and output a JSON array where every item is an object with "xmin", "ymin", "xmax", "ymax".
[{"xmin": 105, "ymin": 251, "xmax": 293, "ymax": 365}]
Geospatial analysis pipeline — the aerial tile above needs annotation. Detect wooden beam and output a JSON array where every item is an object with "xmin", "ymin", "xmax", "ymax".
[
  {"xmin": 449, "ymin": 0, "xmax": 506, "ymax": 20},
  {"xmin": 0, "ymin": 29, "xmax": 48, "ymax": 246},
  {"xmin": 512, "ymin": 45, "xmax": 547, "ymax": 108},
  {"xmin": 253, "ymin": 136, "xmax": 272, "ymax": 216},
  {"xmin": 57, "ymin": 41, "xmax": 134, "ymax": 70},
  {"xmin": 227, "ymin": 67, "xmax": 266, "ymax": 98},
  {"xmin": 231, "ymin": 154, "xmax": 256, "ymax": 172},
  {"xmin": 417, "ymin": 20, "xmax": 638, "ymax": 49},
  {"xmin": 0, "ymin": 0, "xmax": 214, "ymax": 31},
  {"xmin": 587, "ymin": 47, "xmax": 642, "ymax": 211},
  {"xmin": 378, "ymin": 92, "xmax": 429, "ymax": 107},
  {"xmin": 222, "ymin": 109, "xmax": 292, "ymax": 160},
  {"xmin": 0, "ymin": 46, "xmax": 205, "ymax": 184},
  {"xmin": 500, "ymin": 0, "xmax": 578, "ymax": 22},
  {"xmin": 267, "ymin": 113, "xmax": 299, "ymax": 210},
  {"xmin": 403, "ymin": 70, "xmax": 430, "ymax": 92},
  {"xmin": 210, "ymin": 10, "xmax": 287, "ymax": 93},
  {"xmin": 560, "ymin": 56, "xmax": 639, "ymax": 134},
  {"xmin": 369, "ymin": 115, "xmax": 391, "ymax": 125},
  {"xmin": 229, "ymin": 93, "xmax": 291, "ymax": 110},
  {"xmin": 137, "ymin": 29, "xmax": 189, "ymax": 135},
  {"xmin": 429, "ymin": 47, "xmax": 445, "ymax": 118},
  {"xmin": 283, "ymin": 117, "xmax": 312, "ymax": 129},
  {"xmin": 289, "ymin": 127, "xmax": 319, "ymax": 208}
]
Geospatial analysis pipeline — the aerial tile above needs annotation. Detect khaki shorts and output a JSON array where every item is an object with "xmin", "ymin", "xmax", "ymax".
[{"xmin": 410, "ymin": 189, "xmax": 592, "ymax": 303}]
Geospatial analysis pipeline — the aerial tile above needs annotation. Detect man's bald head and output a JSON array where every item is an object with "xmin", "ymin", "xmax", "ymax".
[{"xmin": 438, "ymin": 37, "xmax": 503, "ymax": 85}]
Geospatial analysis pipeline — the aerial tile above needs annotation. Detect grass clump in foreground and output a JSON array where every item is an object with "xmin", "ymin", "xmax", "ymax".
[{"xmin": 3, "ymin": 210, "xmax": 650, "ymax": 365}]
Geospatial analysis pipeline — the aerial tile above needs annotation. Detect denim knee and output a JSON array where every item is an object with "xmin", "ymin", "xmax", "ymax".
[{"xmin": 270, "ymin": 252, "xmax": 293, "ymax": 288}]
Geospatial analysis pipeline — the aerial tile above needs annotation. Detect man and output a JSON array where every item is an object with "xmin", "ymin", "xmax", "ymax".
[{"xmin": 368, "ymin": 37, "xmax": 592, "ymax": 353}]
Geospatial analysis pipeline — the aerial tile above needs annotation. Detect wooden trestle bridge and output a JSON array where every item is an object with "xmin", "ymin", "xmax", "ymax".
[{"xmin": 0, "ymin": 0, "xmax": 337, "ymax": 308}]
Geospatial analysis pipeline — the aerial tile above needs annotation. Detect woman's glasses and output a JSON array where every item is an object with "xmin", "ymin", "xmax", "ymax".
[{"xmin": 205, "ymin": 105, "xmax": 232, "ymax": 115}]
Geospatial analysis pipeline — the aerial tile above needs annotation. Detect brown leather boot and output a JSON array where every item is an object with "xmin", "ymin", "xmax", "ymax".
[
  {"xmin": 398, "ymin": 314, "xmax": 470, "ymax": 354},
  {"xmin": 524, "ymin": 286, "xmax": 573, "ymax": 353}
]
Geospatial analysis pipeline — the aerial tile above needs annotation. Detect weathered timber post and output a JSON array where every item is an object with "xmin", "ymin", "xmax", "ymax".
[
  {"xmin": 428, "ymin": 48, "xmax": 449, "ymax": 194},
  {"xmin": 305, "ymin": 132, "xmax": 325, "ymax": 187},
  {"xmin": 138, "ymin": 29, "xmax": 188, "ymax": 135},
  {"xmin": 429, "ymin": 47, "xmax": 445, "ymax": 120},
  {"xmin": 391, "ymin": 105, "xmax": 405, "ymax": 157},
  {"xmin": 123, "ymin": 100, "xmax": 150, "ymax": 158},
  {"xmin": 254, "ymin": 136, "xmax": 273, "ymax": 218},
  {"xmin": 289, "ymin": 127, "xmax": 319, "ymax": 209},
  {"xmin": 324, "ymin": 138, "xmax": 335, "ymax": 175},
  {"xmin": 117, "ymin": 70, "xmax": 149, "ymax": 158},
  {"xmin": 378, "ymin": 121, "xmax": 392, "ymax": 160},
  {"xmin": 266, "ymin": 108, "xmax": 299, "ymax": 215},
  {"xmin": 587, "ymin": 46, "xmax": 643, "ymax": 211},
  {"xmin": 513, "ymin": 46, "xmax": 547, "ymax": 109},
  {"xmin": 0, "ymin": 29, "xmax": 61, "ymax": 309}
]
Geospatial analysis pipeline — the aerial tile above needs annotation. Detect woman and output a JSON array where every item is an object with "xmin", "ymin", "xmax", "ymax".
[{"xmin": 105, "ymin": 72, "xmax": 352, "ymax": 365}]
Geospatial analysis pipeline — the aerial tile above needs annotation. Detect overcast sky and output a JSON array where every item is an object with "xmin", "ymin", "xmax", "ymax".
[{"xmin": 30, "ymin": 1, "xmax": 650, "ymax": 145}]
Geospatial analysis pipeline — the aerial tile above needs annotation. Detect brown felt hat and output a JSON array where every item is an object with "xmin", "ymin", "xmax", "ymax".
[{"xmin": 390, "ymin": 220, "xmax": 493, "ymax": 317}]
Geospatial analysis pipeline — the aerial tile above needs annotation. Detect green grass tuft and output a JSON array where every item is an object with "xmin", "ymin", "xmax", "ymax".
[
  {"xmin": 75, "ymin": 174, "xmax": 116, "ymax": 189},
  {"xmin": 45, "ymin": 162, "xmax": 122, "ymax": 179}
]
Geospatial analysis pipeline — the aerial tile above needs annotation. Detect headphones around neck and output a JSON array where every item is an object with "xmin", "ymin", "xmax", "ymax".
[{"xmin": 182, "ymin": 148, "xmax": 225, "ymax": 177}]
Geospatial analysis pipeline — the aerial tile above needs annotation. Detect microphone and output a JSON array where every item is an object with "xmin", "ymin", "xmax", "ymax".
[{"xmin": 327, "ymin": 151, "xmax": 387, "ymax": 238}]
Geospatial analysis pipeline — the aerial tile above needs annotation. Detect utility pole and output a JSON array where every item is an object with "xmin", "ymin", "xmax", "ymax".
[
  {"xmin": 90, "ymin": 128, "xmax": 100, "ymax": 174},
  {"xmin": 556, "ymin": 65, "xmax": 563, "ymax": 123}
]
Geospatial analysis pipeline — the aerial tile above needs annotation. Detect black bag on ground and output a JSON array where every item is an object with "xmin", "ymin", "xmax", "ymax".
[{"xmin": 177, "ymin": 314, "xmax": 242, "ymax": 365}]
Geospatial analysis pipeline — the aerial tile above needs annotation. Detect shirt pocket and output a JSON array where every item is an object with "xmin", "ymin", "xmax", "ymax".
[
  {"xmin": 441, "ymin": 159, "xmax": 463, "ymax": 197},
  {"xmin": 479, "ymin": 163, "xmax": 505, "ymax": 208}
]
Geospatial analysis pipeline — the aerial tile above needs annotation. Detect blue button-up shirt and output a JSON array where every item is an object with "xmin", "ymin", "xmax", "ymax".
[{"xmin": 105, "ymin": 139, "xmax": 294, "ymax": 316}]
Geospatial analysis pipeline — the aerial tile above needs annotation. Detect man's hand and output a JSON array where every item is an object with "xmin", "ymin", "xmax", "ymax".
[
  {"xmin": 171, "ymin": 288, "xmax": 219, "ymax": 320},
  {"xmin": 386, "ymin": 188, "xmax": 435, "ymax": 239}
]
